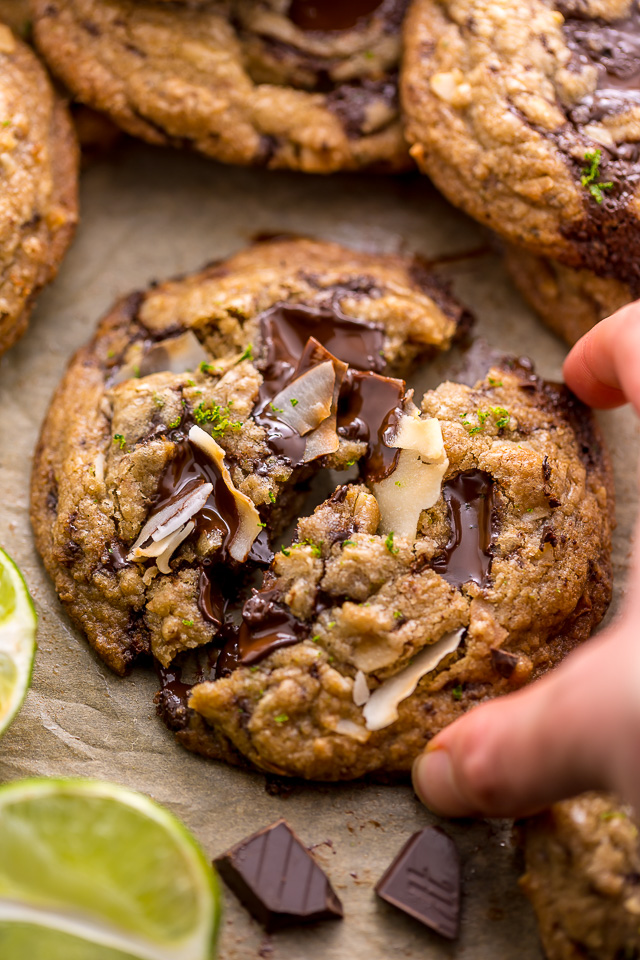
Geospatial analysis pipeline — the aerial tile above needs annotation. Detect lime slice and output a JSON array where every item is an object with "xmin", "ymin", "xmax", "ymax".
[
  {"xmin": 0, "ymin": 548, "xmax": 37, "ymax": 737},
  {"xmin": 0, "ymin": 779, "xmax": 221, "ymax": 960}
]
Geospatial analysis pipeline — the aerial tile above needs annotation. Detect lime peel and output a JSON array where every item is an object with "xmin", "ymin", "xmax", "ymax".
[
  {"xmin": 0, "ymin": 548, "xmax": 37, "ymax": 736},
  {"xmin": 0, "ymin": 779, "xmax": 221, "ymax": 960}
]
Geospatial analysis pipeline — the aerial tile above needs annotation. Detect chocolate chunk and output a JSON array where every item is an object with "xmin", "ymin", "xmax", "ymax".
[
  {"xmin": 431, "ymin": 470, "xmax": 497, "ymax": 589},
  {"xmin": 490, "ymin": 647, "xmax": 519, "ymax": 679},
  {"xmin": 375, "ymin": 827, "xmax": 461, "ymax": 940},
  {"xmin": 214, "ymin": 819, "xmax": 343, "ymax": 931}
]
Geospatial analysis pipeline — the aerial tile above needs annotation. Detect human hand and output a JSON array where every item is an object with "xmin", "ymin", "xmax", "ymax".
[{"xmin": 412, "ymin": 303, "xmax": 640, "ymax": 818}]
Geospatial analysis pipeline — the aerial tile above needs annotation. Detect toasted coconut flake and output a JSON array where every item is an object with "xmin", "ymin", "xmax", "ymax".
[
  {"xmin": 373, "ymin": 416, "xmax": 448, "ymax": 539},
  {"xmin": 353, "ymin": 670, "xmax": 370, "ymax": 707},
  {"xmin": 391, "ymin": 415, "xmax": 446, "ymax": 460},
  {"xmin": 302, "ymin": 413, "xmax": 340, "ymax": 462},
  {"xmin": 112, "ymin": 330, "xmax": 210, "ymax": 385},
  {"xmin": 363, "ymin": 629, "xmax": 465, "ymax": 732},
  {"xmin": 156, "ymin": 520, "xmax": 196, "ymax": 574},
  {"xmin": 128, "ymin": 480, "xmax": 211, "ymax": 557},
  {"xmin": 94, "ymin": 452, "xmax": 105, "ymax": 485},
  {"xmin": 270, "ymin": 361, "xmax": 335, "ymax": 435},
  {"xmin": 335, "ymin": 718, "xmax": 371, "ymax": 743},
  {"xmin": 188, "ymin": 425, "xmax": 262, "ymax": 562}
]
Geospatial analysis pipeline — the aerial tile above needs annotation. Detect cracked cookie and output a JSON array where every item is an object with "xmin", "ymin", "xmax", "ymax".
[
  {"xmin": 31, "ymin": 237, "xmax": 613, "ymax": 780},
  {"xmin": 31, "ymin": 0, "xmax": 410, "ymax": 174},
  {"xmin": 402, "ymin": 0, "xmax": 640, "ymax": 290},
  {"xmin": 521, "ymin": 793, "xmax": 640, "ymax": 960},
  {"xmin": 0, "ymin": 24, "xmax": 78, "ymax": 357},
  {"xmin": 505, "ymin": 245, "xmax": 631, "ymax": 346}
]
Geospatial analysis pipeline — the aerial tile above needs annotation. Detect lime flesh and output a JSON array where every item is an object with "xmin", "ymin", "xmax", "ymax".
[
  {"xmin": 0, "ymin": 548, "xmax": 36, "ymax": 737},
  {"xmin": 0, "ymin": 779, "xmax": 221, "ymax": 960}
]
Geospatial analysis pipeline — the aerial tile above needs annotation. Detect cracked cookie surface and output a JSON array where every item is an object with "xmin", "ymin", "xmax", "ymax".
[
  {"xmin": 521, "ymin": 793, "xmax": 640, "ymax": 960},
  {"xmin": 31, "ymin": 237, "xmax": 613, "ymax": 780},
  {"xmin": 0, "ymin": 24, "xmax": 78, "ymax": 356},
  {"xmin": 31, "ymin": 0, "xmax": 410, "ymax": 173},
  {"xmin": 402, "ymin": 0, "xmax": 640, "ymax": 289}
]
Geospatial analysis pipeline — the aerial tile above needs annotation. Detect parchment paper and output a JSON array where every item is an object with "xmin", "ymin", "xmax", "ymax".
[{"xmin": 0, "ymin": 142, "xmax": 638, "ymax": 960}]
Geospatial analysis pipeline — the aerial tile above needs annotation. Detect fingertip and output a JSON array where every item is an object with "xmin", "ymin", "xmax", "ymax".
[
  {"xmin": 412, "ymin": 746, "xmax": 477, "ymax": 818},
  {"xmin": 563, "ymin": 328, "xmax": 627, "ymax": 409}
]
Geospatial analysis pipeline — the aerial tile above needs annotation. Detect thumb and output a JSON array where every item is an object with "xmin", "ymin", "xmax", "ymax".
[{"xmin": 412, "ymin": 628, "xmax": 633, "ymax": 818}]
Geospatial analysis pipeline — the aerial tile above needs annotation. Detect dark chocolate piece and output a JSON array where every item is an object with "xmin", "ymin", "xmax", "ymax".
[
  {"xmin": 288, "ymin": 0, "xmax": 384, "ymax": 32},
  {"xmin": 375, "ymin": 826, "xmax": 461, "ymax": 940},
  {"xmin": 337, "ymin": 369, "xmax": 405, "ymax": 481},
  {"xmin": 215, "ymin": 819, "xmax": 343, "ymax": 931},
  {"xmin": 490, "ymin": 647, "xmax": 519, "ymax": 679},
  {"xmin": 216, "ymin": 589, "xmax": 307, "ymax": 676},
  {"xmin": 431, "ymin": 470, "xmax": 496, "ymax": 589}
]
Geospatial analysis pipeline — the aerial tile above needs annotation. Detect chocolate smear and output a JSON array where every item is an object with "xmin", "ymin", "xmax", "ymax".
[
  {"xmin": 375, "ymin": 827, "xmax": 461, "ymax": 940},
  {"xmin": 215, "ymin": 588, "xmax": 307, "ymax": 676},
  {"xmin": 215, "ymin": 819, "xmax": 344, "ymax": 931},
  {"xmin": 155, "ymin": 439, "xmax": 240, "ymax": 562},
  {"xmin": 337, "ymin": 369, "xmax": 405, "ymax": 481},
  {"xmin": 431, "ymin": 471, "xmax": 496, "ymax": 589},
  {"xmin": 288, "ymin": 0, "xmax": 384, "ymax": 32}
]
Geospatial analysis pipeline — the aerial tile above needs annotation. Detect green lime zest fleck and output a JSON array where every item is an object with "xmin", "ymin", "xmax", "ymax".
[
  {"xmin": 290, "ymin": 398, "xmax": 299, "ymax": 407},
  {"xmin": 581, "ymin": 149, "xmax": 613, "ymax": 204},
  {"xmin": 600, "ymin": 810, "xmax": 628, "ymax": 821},
  {"xmin": 491, "ymin": 406, "xmax": 510, "ymax": 429},
  {"xmin": 193, "ymin": 400, "xmax": 238, "ymax": 435},
  {"xmin": 312, "ymin": 635, "xmax": 320, "ymax": 643},
  {"xmin": 274, "ymin": 713, "xmax": 289, "ymax": 723},
  {"xmin": 168, "ymin": 417, "xmax": 181, "ymax": 429},
  {"xmin": 302, "ymin": 538, "xmax": 322, "ymax": 558},
  {"xmin": 281, "ymin": 547, "xmax": 290, "ymax": 557},
  {"xmin": 268, "ymin": 491, "xmax": 276, "ymax": 503},
  {"xmin": 113, "ymin": 434, "xmax": 126, "ymax": 450},
  {"xmin": 182, "ymin": 619, "xmax": 194, "ymax": 626},
  {"xmin": 393, "ymin": 610, "xmax": 403, "ymax": 620},
  {"xmin": 106, "ymin": 349, "xmax": 115, "ymax": 359},
  {"xmin": 342, "ymin": 539, "xmax": 356, "ymax": 547},
  {"xmin": 385, "ymin": 531, "xmax": 399, "ymax": 555},
  {"xmin": 238, "ymin": 344, "xmax": 253, "ymax": 362},
  {"xmin": 452, "ymin": 684, "xmax": 463, "ymax": 701},
  {"xmin": 152, "ymin": 393, "xmax": 165, "ymax": 409},
  {"xmin": 327, "ymin": 621, "xmax": 336, "ymax": 629},
  {"xmin": 488, "ymin": 377, "xmax": 503, "ymax": 387}
]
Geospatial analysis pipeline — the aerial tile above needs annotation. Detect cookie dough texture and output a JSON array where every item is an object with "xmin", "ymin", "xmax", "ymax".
[
  {"xmin": 0, "ymin": 25, "xmax": 78, "ymax": 356},
  {"xmin": 30, "ymin": 238, "xmax": 466, "ymax": 676},
  {"xmin": 521, "ymin": 793, "xmax": 640, "ymax": 960},
  {"xmin": 402, "ymin": 0, "xmax": 640, "ymax": 288},
  {"xmin": 31, "ymin": 0, "xmax": 410, "ymax": 173},
  {"xmin": 505, "ymin": 246, "xmax": 631, "ymax": 346},
  {"xmin": 183, "ymin": 365, "xmax": 614, "ymax": 779}
]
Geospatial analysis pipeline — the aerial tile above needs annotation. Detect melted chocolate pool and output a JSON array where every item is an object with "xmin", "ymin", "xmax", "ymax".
[
  {"xmin": 156, "ymin": 440, "xmax": 241, "ymax": 561},
  {"xmin": 562, "ymin": 2, "xmax": 640, "ymax": 134},
  {"xmin": 337, "ymin": 369, "xmax": 405, "ymax": 481},
  {"xmin": 431, "ymin": 470, "xmax": 497, "ymax": 589},
  {"xmin": 215, "ymin": 589, "xmax": 307, "ymax": 676},
  {"xmin": 288, "ymin": 0, "xmax": 384, "ymax": 31}
]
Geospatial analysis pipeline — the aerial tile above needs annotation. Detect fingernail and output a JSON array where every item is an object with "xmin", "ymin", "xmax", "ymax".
[{"xmin": 412, "ymin": 747, "xmax": 473, "ymax": 818}]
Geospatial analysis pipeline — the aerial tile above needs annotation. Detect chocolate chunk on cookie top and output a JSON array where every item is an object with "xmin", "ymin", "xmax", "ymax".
[
  {"xmin": 215, "ymin": 819, "xmax": 343, "ymax": 931},
  {"xmin": 31, "ymin": 0, "xmax": 410, "ymax": 173},
  {"xmin": 402, "ymin": 0, "xmax": 640, "ymax": 288},
  {"xmin": 0, "ymin": 25, "xmax": 78, "ymax": 357},
  {"xmin": 376, "ymin": 827, "xmax": 461, "ymax": 939}
]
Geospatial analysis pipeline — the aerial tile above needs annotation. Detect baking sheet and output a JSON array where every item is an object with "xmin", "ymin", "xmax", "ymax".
[{"xmin": 0, "ymin": 141, "xmax": 638, "ymax": 960}]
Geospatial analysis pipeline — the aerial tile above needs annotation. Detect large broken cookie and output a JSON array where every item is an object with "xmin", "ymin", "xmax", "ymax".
[
  {"xmin": 31, "ymin": 0, "xmax": 409, "ymax": 174},
  {"xmin": 31, "ymin": 238, "xmax": 613, "ymax": 780},
  {"xmin": 0, "ymin": 24, "xmax": 78, "ymax": 357}
]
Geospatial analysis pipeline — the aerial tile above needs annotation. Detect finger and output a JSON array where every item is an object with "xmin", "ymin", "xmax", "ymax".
[
  {"xmin": 412, "ymin": 632, "xmax": 626, "ymax": 818},
  {"xmin": 563, "ymin": 302, "xmax": 640, "ymax": 413}
]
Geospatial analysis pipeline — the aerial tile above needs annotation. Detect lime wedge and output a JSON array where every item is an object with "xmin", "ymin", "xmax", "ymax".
[
  {"xmin": 0, "ymin": 548, "xmax": 36, "ymax": 737},
  {"xmin": 0, "ymin": 779, "xmax": 221, "ymax": 960}
]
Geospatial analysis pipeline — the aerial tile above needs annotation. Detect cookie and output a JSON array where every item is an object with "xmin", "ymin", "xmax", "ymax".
[
  {"xmin": 402, "ymin": 0, "xmax": 640, "ymax": 290},
  {"xmin": 31, "ymin": 238, "xmax": 469, "ymax": 677},
  {"xmin": 31, "ymin": 0, "xmax": 410, "ymax": 174},
  {"xmin": 32, "ymin": 238, "xmax": 613, "ymax": 780},
  {"xmin": 505, "ymin": 246, "xmax": 631, "ymax": 346},
  {"xmin": 521, "ymin": 793, "xmax": 640, "ymax": 960},
  {"xmin": 0, "ymin": 25, "xmax": 78, "ymax": 357}
]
